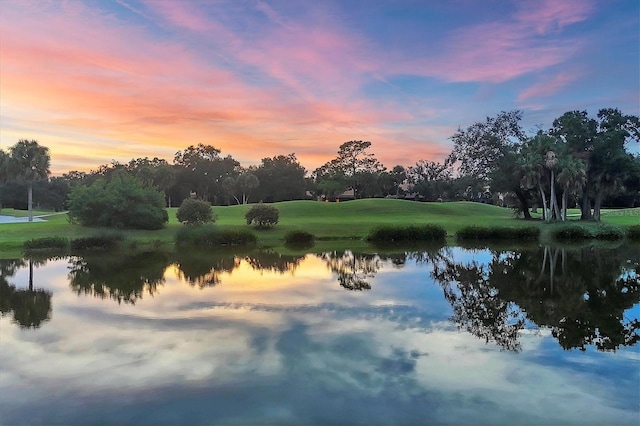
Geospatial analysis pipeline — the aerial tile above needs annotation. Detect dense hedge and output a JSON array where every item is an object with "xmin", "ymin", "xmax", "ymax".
[
  {"xmin": 366, "ymin": 224, "xmax": 446, "ymax": 242},
  {"xmin": 628, "ymin": 225, "xmax": 640, "ymax": 240},
  {"xmin": 549, "ymin": 225, "xmax": 592, "ymax": 241},
  {"xmin": 176, "ymin": 225, "xmax": 257, "ymax": 246},
  {"xmin": 456, "ymin": 226, "xmax": 540, "ymax": 241},
  {"xmin": 23, "ymin": 236, "xmax": 69, "ymax": 251},
  {"xmin": 550, "ymin": 225, "xmax": 627, "ymax": 241},
  {"xmin": 70, "ymin": 233, "xmax": 124, "ymax": 251},
  {"xmin": 594, "ymin": 226, "xmax": 625, "ymax": 241},
  {"xmin": 284, "ymin": 230, "xmax": 315, "ymax": 245}
]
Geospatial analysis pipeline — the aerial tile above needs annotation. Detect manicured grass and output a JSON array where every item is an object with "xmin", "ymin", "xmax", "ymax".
[
  {"xmin": 529, "ymin": 208, "xmax": 640, "ymax": 226},
  {"xmin": 1, "ymin": 201, "xmax": 638, "ymax": 257}
]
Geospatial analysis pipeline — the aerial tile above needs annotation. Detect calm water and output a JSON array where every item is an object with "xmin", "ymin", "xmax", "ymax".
[{"xmin": 1, "ymin": 244, "xmax": 639, "ymax": 425}]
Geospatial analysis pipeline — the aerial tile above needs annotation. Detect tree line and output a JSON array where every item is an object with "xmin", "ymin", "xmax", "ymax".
[
  {"xmin": 449, "ymin": 108, "xmax": 640, "ymax": 220},
  {"xmin": 1, "ymin": 107, "xmax": 638, "ymax": 223}
]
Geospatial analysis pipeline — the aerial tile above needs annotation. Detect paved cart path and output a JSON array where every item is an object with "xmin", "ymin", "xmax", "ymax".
[{"xmin": 0, "ymin": 211, "xmax": 68, "ymax": 224}]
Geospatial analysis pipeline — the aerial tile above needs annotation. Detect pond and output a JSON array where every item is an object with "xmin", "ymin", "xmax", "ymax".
[{"xmin": 1, "ymin": 244, "xmax": 639, "ymax": 425}]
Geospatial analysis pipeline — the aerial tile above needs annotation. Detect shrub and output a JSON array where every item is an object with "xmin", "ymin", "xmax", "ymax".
[
  {"xmin": 176, "ymin": 225, "xmax": 257, "ymax": 246},
  {"xmin": 628, "ymin": 225, "xmax": 640, "ymax": 240},
  {"xmin": 23, "ymin": 236, "xmax": 69, "ymax": 251},
  {"xmin": 176, "ymin": 198, "xmax": 215, "ymax": 225},
  {"xmin": 70, "ymin": 233, "xmax": 124, "ymax": 251},
  {"xmin": 456, "ymin": 226, "xmax": 540, "ymax": 240},
  {"xmin": 245, "ymin": 204, "xmax": 279, "ymax": 228},
  {"xmin": 67, "ymin": 175, "xmax": 168, "ymax": 230},
  {"xmin": 594, "ymin": 226, "xmax": 625, "ymax": 241},
  {"xmin": 284, "ymin": 230, "xmax": 315, "ymax": 245},
  {"xmin": 550, "ymin": 226, "xmax": 592, "ymax": 241},
  {"xmin": 367, "ymin": 224, "xmax": 446, "ymax": 242}
]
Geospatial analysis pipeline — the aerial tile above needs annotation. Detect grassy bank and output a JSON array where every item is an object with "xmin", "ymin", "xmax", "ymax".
[{"xmin": 1, "ymin": 200, "xmax": 638, "ymax": 257}]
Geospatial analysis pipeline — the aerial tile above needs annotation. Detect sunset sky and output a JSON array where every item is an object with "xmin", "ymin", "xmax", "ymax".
[{"xmin": 1, "ymin": 0, "xmax": 638, "ymax": 175}]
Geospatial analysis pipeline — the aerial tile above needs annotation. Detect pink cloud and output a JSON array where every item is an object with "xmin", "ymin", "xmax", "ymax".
[
  {"xmin": 517, "ymin": 73, "xmax": 577, "ymax": 102},
  {"xmin": 516, "ymin": 0, "xmax": 594, "ymax": 34},
  {"xmin": 394, "ymin": 0, "xmax": 593, "ymax": 83},
  {"xmin": 145, "ymin": 0, "xmax": 212, "ymax": 33},
  {"xmin": 0, "ymin": 1, "xmax": 475, "ymax": 175}
]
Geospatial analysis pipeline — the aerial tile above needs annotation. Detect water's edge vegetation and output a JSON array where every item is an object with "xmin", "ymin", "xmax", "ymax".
[{"xmin": 2, "ymin": 200, "xmax": 639, "ymax": 258}]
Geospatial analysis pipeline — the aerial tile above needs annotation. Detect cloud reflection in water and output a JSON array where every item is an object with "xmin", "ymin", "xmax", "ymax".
[{"xmin": 0, "ymin": 246, "xmax": 638, "ymax": 425}]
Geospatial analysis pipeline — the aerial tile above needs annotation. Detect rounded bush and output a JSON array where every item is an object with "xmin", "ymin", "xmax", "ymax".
[
  {"xmin": 176, "ymin": 198, "xmax": 215, "ymax": 225},
  {"xmin": 245, "ymin": 204, "xmax": 279, "ymax": 228},
  {"xmin": 626, "ymin": 225, "xmax": 640, "ymax": 240}
]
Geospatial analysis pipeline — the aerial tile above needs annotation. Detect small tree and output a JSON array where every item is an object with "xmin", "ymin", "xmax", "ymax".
[
  {"xmin": 6, "ymin": 139, "xmax": 51, "ymax": 222},
  {"xmin": 176, "ymin": 198, "xmax": 214, "ymax": 225},
  {"xmin": 245, "ymin": 204, "xmax": 279, "ymax": 228}
]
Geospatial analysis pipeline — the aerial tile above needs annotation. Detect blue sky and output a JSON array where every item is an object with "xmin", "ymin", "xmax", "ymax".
[{"xmin": 0, "ymin": 0, "xmax": 638, "ymax": 174}]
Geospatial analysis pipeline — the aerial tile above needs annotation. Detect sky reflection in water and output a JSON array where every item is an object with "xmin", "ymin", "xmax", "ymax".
[{"xmin": 1, "ymin": 246, "xmax": 638, "ymax": 425}]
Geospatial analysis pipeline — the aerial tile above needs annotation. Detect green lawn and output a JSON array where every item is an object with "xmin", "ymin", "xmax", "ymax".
[
  {"xmin": 528, "ymin": 207, "xmax": 640, "ymax": 225},
  {"xmin": 1, "ymin": 200, "xmax": 638, "ymax": 257}
]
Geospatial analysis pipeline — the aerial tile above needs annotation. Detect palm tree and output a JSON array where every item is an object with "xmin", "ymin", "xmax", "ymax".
[
  {"xmin": 8, "ymin": 140, "xmax": 50, "ymax": 222},
  {"xmin": 516, "ymin": 152, "xmax": 548, "ymax": 220},
  {"xmin": 556, "ymin": 156, "xmax": 587, "ymax": 221},
  {"xmin": 545, "ymin": 151, "xmax": 561, "ymax": 220},
  {"xmin": 520, "ymin": 132, "xmax": 565, "ymax": 221}
]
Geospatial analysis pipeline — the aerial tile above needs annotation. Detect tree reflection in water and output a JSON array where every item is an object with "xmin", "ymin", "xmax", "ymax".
[
  {"xmin": 319, "ymin": 251, "xmax": 382, "ymax": 291},
  {"xmin": 68, "ymin": 251, "xmax": 169, "ymax": 304},
  {"xmin": 4, "ymin": 243, "xmax": 637, "ymax": 353},
  {"xmin": 0, "ymin": 258, "xmax": 52, "ymax": 328},
  {"xmin": 319, "ymin": 246, "xmax": 446, "ymax": 291},
  {"xmin": 173, "ymin": 249, "xmax": 240, "ymax": 288},
  {"xmin": 432, "ymin": 245, "xmax": 640, "ymax": 352},
  {"xmin": 243, "ymin": 250, "xmax": 305, "ymax": 274},
  {"xmin": 172, "ymin": 249, "xmax": 305, "ymax": 288}
]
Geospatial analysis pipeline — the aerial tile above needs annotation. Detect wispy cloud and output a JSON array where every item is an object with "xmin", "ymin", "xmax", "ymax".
[
  {"xmin": 518, "ymin": 73, "xmax": 578, "ymax": 102},
  {"xmin": 395, "ymin": 0, "xmax": 593, "ymax": 83},
  {"xmin": 515, "ymin": 0, "xmax": 594, "ymax": 34},
  {"xmin": 0, "ymin": 0, "xmax": 634, "ymax": 173}
]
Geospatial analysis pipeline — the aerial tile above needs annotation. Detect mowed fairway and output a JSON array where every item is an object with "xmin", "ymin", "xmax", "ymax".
[
  {"xmin": 1, "ymin": 200, "xmax": 638, "ymax": 256},
  {"xmin": 235, "ymin": 200, "xmax": 517, "ymax": 243}
]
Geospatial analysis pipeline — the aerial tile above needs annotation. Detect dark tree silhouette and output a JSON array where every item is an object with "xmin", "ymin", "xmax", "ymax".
[
  {"xmin": 0, "ymin": 259, "xmax": 52, "ymax": 329},
  {"xmin": 173, "ymin": 249, "xmax": 241, "ymax": 288},
  {"xmin": 243, "ymin": 250, "xmax": 305, "ymax": 274},
  {"xmin": 68, "ymin": 251, "xmax": 169, "ymax": 304},
  {"xmin": 432, "ymin": 245, "xmax": 640, "ymax": 352},
  {"xmin": 319, "ymin": 251, "xmax": 382, "ymax": 291},
  {"xmin": 433, "ymin": 258, "xmax": 525, "ymax": 352}
]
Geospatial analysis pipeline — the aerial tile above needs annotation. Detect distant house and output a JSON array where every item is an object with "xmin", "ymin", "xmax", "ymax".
[{"xmin": 336, "ymin": 188, "xmax": 355, "ymax": 202}]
